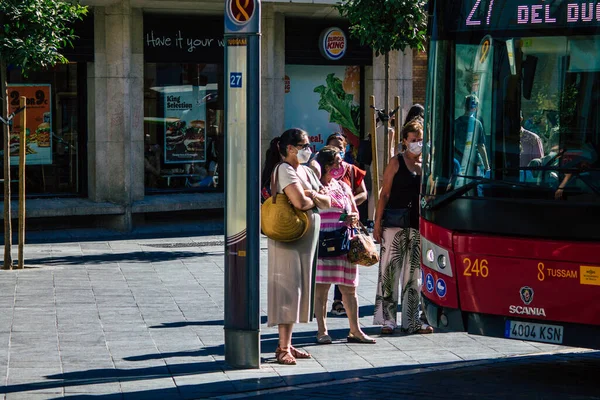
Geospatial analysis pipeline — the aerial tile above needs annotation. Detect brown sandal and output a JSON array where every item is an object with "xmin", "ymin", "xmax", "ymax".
[
  {"xmin": 416, "ymin": 324, "xmax": 434, "ymax": 334},
  {"xmin": 275, "ymin": 347, "xmax": 297, "ymax": 365},
  {"xmin": 290, "ymin": 346, "xmax": 311, "ymax": 359}
]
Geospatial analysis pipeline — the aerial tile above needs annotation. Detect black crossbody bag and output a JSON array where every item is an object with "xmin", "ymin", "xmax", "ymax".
[
  {"xmin": 382, "ymin": 202, "xmax": 412, "ymax": 229},
  {"xmin": 319, "ymin": 227, "xmax": 351, "ymax": 257}
]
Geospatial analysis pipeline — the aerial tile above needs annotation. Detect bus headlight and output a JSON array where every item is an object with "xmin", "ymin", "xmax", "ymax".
[
  {"xmin": 421, "ymin": 236, "xmax": 453, "ymax": 277},
  {"xmin": 437, "ymin": 255, "xmax": 447, "ymax": 269},
  {"xmin": 426, "ymin": 249, "xmax": 435, "ymax": 263}
]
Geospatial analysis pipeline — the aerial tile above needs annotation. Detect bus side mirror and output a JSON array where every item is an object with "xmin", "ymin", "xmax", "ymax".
[{"xmin": 522, "ymin": 55, "xmax": 538, "ymax": 100}]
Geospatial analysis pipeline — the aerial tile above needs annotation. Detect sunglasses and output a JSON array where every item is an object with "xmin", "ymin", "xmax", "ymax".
[{"xmin": 295, "ymin": 143, "xmax": 311, "ymax": 150}]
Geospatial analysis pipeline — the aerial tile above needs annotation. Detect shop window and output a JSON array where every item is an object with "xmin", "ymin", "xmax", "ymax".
[
  {"xmin": 144, "ymin": 63, "xmax": 224, "ymax": 193},
  {"xmin": 1, "ymin": 63, "xmax": 85, "ymax": 197}
]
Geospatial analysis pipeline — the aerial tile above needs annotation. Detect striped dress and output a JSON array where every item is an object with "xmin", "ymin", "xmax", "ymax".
[{"xmin": 316, "ymin": 179, "xmax": 358, "ymax": 287}]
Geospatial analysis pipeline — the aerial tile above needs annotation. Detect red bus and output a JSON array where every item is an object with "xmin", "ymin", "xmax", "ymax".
[{"xmin": 420, "ymin": 0, "xmax": 600, "ymax": 349}]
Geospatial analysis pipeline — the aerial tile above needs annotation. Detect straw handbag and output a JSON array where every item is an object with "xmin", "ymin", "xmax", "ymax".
[
  {"xmin": 261, "ymin": 163, "xmax": 309, "ymax": 242},
  {"xmin": 347, "ymin": 222, "xmax": 379, "ymax": 266}
]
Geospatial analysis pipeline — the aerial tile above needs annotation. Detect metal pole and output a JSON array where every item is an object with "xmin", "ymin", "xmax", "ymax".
[
  {"xmin": 1, "ymin": 62, "xmax": 12, "ymax": 270},
  {"xmin": 224, "ymin": 0, "xmax": 261, "ymax": 369},
  {"xmin": 245, "ymin": 31, "xmax": 261, "ymax": 362},
  {"xmin": 394, "ymin": 96, "xmax": 400, "ymax": 154},
  {"xmin": 370, "ymin": 95, "xmax": 380, "ymax": 207},
  {"xmin": 17, "ymin": 96, "xmax": 26, "ymax": 269}
]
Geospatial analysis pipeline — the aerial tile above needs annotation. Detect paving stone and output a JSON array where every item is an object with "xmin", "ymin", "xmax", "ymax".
[{"xmin": 0, "ymin": 233, "xmax": 595, "ymax": 400}]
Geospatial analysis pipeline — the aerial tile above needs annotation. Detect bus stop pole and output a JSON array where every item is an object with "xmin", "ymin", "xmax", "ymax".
[{"xmin": 223, "ymin": 0, "xmax": 261, "ymax": 369}]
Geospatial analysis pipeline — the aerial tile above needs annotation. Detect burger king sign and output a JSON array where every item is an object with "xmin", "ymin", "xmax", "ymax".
[{"xmin": 319, "ymin": 27, "xmax": 347, "ymax": 61}]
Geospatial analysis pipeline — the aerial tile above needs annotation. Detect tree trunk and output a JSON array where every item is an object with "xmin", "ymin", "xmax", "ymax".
[
  {"xmin": 1, "ymin": 60, "xmax": 12, "ymax": 270},
  {"xmin": 383, "ymin": 52, "xmax": 390, "ymax": 167}
]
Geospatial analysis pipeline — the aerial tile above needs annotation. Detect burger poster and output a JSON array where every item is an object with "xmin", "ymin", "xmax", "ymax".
[
  {"xmin": 163, "ymin": 86, "xmax": 207, "ymax": 164},
  {"xmin": 7, "ymin": 84, "xmax": 52, "ymax": 165},
  {"xmin": 284, "ymin": 65, "xmax": 360, "ymax": 152}
]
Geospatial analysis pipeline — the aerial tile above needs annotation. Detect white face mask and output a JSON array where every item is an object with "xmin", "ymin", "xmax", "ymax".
[
  {"xmin": 297, "ymin": 148, "xmax": 312, "ymax": 163},
  {"xmin": 408, "ymin": 141, "xmax": 423, "ymax": 156}
]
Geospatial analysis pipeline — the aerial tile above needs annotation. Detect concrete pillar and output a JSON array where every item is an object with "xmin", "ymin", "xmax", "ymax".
[
  {"xmin": 130, "ymin": 8, "xmax": 145, "ymax": 203},
  {"xmin": 87, "ymin": 0, "xmax": 143, "ymax": 230},
  {"xmin": 260, "ymin": 6, "xmax": 285, "ymax": 159}
]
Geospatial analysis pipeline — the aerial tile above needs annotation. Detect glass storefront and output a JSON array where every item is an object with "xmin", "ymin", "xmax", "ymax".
[
  {"xmin": 143, "ymin": 62, "xmax": 224, "ymax": 193},
  {"xmin": 143, "ymin": 14, "xmax": 224, "ymax": 194},
  {"xmin": 1, "ymin": 63, "xmax": 85, "ymax": 196}
]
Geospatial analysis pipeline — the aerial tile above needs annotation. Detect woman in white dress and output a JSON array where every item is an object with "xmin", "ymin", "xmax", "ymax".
[{"xmin": 263, "ymin": 128, "xmax": 331, "ymax": 365}]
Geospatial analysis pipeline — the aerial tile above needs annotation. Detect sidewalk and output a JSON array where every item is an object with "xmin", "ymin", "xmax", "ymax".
[{"xmin": 0, "ymin": 233, "xmax": 594, "ymax": 399}]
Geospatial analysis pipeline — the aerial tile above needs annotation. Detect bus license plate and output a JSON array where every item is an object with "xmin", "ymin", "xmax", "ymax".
[{"xmin": 505, "ymin": 320, "xmax": 564, "ymax": 344}]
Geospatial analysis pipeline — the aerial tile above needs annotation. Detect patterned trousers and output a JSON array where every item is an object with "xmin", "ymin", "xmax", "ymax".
[{"xmin": 373, "ymin": 227, "xmax": 423, "ymax": 333}]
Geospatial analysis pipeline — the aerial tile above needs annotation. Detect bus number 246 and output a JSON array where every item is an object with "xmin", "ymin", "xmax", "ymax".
[{"xmin": 463, "ymin": 258, "xmax": 489, "ymax": 278}]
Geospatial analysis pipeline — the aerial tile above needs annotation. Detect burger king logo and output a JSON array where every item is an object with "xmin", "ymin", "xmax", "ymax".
[{"xmin": 319, "ymin": 27, "xmax": 346, "ymax": 61}]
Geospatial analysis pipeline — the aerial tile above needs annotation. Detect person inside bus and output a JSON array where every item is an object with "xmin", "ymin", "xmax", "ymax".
[
  {"xmin": 520, "ymin": 111, "xmax": 544, "ymax": 168},
  {"xmin": 554, "ymin": 139, "xmax": 599, "ymax": 200},
  {"xmin": 520, "ymin": 111, "xmax": 544, "ymax": 183},
  {"xmin": 453, "ymin": 95, "xmax": 491, "ymax": 184}
]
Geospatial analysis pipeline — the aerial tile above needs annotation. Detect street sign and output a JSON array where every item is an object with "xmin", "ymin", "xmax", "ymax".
[{"xmin": 230, "ymin": 72, "xmax": 243, "ymax": 88}]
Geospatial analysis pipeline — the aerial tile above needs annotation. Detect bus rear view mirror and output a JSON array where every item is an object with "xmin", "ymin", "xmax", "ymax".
[{"xmin": 522, "ymin": 55, "xmax": 538, "ymax": 100}]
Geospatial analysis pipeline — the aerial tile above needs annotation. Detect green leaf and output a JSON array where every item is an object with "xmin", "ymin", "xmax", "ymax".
[{"xmin": 313, "ymin": 73, "xmax": 360, "ymax": 137}]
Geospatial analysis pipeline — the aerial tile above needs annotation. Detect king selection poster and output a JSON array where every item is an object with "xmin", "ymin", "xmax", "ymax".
[
  {"xmin": 163, "ymin": 86, "xmax": 207, "ymax": 164},
  {"xmin": 284, "ymin": 65, "xmax": 360, "ymax": 152},
  {"xmin": 7, "ymin": 84, "xmax": 52, "ymax": 165}
]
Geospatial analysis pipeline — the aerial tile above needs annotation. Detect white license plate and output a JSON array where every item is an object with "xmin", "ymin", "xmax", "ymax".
[{"xmin": 504, "ymin": 320, "xmax": 564, "ymax": 344}]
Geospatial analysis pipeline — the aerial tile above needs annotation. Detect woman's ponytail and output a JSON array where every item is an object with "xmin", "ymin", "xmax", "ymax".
[{"xmin": 261, "ymin": 136, "xmax": 282, "ymax": 189}]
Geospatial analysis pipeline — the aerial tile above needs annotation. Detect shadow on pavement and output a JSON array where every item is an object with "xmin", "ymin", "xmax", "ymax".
[
  {"xmin": 149, "ymin": 316, "xmax": 268, "ymax": 329},
  {"xmin": 24, "ymin": 251, "xmax": 208, "ymax": 266},
  {"xmin": 23, "ymin": 351, "xmax": 598, "ymax": 399},
  {"xmin": 123, "ymin": 327, "xmax": 360, "ymax": 363}
]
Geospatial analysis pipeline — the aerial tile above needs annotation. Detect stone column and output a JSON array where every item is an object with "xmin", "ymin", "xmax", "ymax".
[
  {"xmin": 87, "ymin": 0, "xmax": 143, "ymax": 230},
  {"xmin": 260, "ymin": 6, "xmax": 285, "ymax": 159}
]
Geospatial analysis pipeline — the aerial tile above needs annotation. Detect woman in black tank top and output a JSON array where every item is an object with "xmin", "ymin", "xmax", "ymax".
[{"xmin": 372, "ymin": 118, "xmax": 433, "ymax": 335}]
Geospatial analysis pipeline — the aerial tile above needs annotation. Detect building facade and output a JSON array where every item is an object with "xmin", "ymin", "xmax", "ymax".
[{"xmin": 0, "ymin": 0, "xmax": 418, "ymax": 231}]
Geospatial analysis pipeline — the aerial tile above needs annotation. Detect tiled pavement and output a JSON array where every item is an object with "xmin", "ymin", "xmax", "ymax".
[{"xmin": 0, "ymin": 234, "xmax": 596, "ymax": 399}]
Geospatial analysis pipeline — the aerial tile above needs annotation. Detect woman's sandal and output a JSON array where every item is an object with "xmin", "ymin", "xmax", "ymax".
[
  {"xmin": 380, "ymin": 325, "xmax": 395, "ymax": 335},
  {"xmin": 347, "ymin": 332, "xmax": 376, "ymax": 344},
  {"xmin": 331, "ymin": 301, "xmax": 347, "ymax": 316},
  {"xmin": 275, "ymin": 347, "xmax": 297, "ymax": 365},
  {"xmin": 415, "ymin": 324, "xmax": 434, "ymax": 334},
  {"xmin": 290, "ymin": 346, "xmax": 311, "ymax": 359},
  {"xmin": 316, "ymin": 334, "xmax": 333, "ymax": 344}
]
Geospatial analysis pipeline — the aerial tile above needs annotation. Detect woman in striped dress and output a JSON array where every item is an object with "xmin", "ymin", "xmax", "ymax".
[{"xmin": 313, "ymin": 146, "xmax": 376, "ymax": 345}]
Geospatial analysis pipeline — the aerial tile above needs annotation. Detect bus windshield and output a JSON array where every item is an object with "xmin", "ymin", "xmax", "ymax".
[{"xmin": 424, "ymin": 2, "xmax": 600, "ymax": 207}]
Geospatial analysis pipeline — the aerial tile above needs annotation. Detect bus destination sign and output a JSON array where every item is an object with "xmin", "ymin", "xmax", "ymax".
[{"xmin": 456, "ymin": 0, "xmax": 600, "ymax": 32}]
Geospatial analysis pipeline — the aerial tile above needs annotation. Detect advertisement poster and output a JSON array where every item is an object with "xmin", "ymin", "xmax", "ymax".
[
  {"xmin": 163, "ymin": 85, "xmax": 207, "ymax": 164},
  {"xmin": 284, "ymin": 65, "xmax": 360, "ymax": 152},
  {"xmin": 7, "ymin": 84, "xmax": 52, "ymax": 165}
]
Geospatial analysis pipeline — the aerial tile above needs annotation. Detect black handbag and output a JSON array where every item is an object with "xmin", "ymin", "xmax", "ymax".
[
  {"xmin": 319, "ymin": 227, "xmax": 351, "ymax": 257},
  {"xmin": 382, "ymin": 205, "xmax": 412, "ymax": 228}
]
